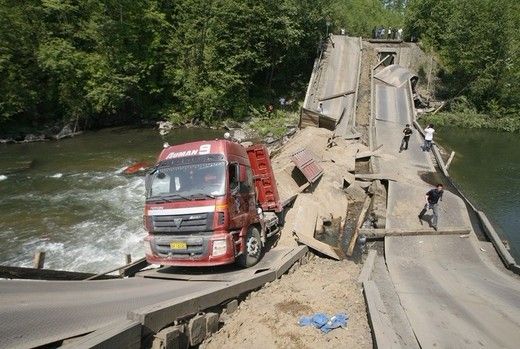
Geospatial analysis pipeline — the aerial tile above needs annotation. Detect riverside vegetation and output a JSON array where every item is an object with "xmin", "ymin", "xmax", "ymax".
[
  {"xmin": 1, "ymin": 1, "xmax": 517, "ymax": 135},
  {"xmin": 0, "ymin": 0, "xmax": 404, "ymax": 137},
  {"xmin": 406, "ymin": 0, "xmax": 520, "ymax": 132}
]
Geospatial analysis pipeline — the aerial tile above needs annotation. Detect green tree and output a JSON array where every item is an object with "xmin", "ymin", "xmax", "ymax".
[{"xmin": 406, "ymin": 0, "xmax": 520, "ymax": 120}]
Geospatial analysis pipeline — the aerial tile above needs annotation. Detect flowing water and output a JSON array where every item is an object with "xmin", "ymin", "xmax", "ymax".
[
  {"xmin": 0, "ymin": 127, "xmax": 221, "ymax": 272},
  {"xmin": 1, "ymin": 125, "xmax": 518, "ymax": 272},
  {"xmin": 437, "ymin": 128, "xmax": 520, "ymax": 262}
]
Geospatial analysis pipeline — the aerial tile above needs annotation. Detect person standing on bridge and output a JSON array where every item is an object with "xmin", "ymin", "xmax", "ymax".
[
  {"xmin": 422, "ymin": 124, "xmax": 435, "ymax": 151},
  {"xmin": 399, "ymin": 124, "xmax": 413, "ymax": 152},
  {"xmin": 317, "ymin": 102, "xmax": 324, "ymax": 114},
  {"xmin": 418, "ymin": 183, "xmax": 444, "ymax": 231}
]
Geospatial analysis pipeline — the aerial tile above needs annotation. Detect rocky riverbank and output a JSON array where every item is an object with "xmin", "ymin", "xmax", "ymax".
[{"xmin": 0, "ymin": 124, "xmax": 83, "ymax": 144}]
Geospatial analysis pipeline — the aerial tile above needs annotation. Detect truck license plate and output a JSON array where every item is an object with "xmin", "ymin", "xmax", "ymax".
[{"xmin": 170, "ymin": 241, "xmax": 187, "ymax": 250}]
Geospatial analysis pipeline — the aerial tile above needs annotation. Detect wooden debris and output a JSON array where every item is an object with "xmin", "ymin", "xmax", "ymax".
[
  {"xmin": 355, "ymin": 173, "xmax": 398, "ymax": 182},
  {"xmin": 361, "ymin": 227, "xmax": 471, "ymax": 239},
  {"xmin": 346, "ymin": 195, "xmax": 372, "ymax": 257},
  {"xmin": 445, "ymin": 151, "xmax": 456, "ymax": 170},
  {"xmin": 319, "ymin": 89, "xmax": 355, "ymax": 102},
  {"xmin": 85, "ymin": 257, "xmax": 149, "ymax": 280},
  {"xmin": 369, "ymin": 180, "xmax": 387, "ymax": 228},
  {"xmin": 33, "ymin": 251, "xmax": 45, "ymax": 269}
]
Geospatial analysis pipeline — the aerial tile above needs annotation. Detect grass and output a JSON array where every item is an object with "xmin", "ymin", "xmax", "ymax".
[
  {"xmin": 247, "ymin": 109, "xmax": 299, "ymax": 138},
  {"xmin": 244, "ymin": 99, "xmax": 301, "ymax": 139},
  {"xmin": 422, "ymin": 111, "xmax": 520, "ymax": 133}
]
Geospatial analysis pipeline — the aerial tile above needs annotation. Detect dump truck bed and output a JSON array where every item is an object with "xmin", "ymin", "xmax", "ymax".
[{"xmin": 246, "ymin": 145, "xmax": 283, "ymax": 212}]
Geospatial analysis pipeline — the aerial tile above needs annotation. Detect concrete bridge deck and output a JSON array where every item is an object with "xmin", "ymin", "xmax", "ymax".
[
  {"xmin": 305, "ymin": 35, "xmax": 361, "ymax": 136},
  {"xmin": 0, "ymin": 247, "xmax": 305, "ymax": 349},
  {"xmin": 372, "ymin": 61, "xmax": 520, "ymax": 348}
]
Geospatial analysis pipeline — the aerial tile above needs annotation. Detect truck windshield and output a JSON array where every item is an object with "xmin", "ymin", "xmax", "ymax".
[{"xmin": 147, "ymin": 162, "xmax": 226, "ymax": 199}]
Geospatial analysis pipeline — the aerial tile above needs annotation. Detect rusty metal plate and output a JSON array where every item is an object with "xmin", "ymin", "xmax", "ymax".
[{"xmin": 291, "ymin": 148, "xmax": 323, "ymax": 183}]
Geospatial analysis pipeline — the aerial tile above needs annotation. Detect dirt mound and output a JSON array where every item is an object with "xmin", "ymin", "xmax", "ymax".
[{"xmin": 202, "ymin": 257, "xmax": 372, "ymax": 349}]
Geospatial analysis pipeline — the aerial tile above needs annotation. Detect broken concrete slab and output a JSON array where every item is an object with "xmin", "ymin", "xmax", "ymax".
[
  {"xmin": 225, "ymin": 300, "xmax": 238, "ymax": 315},
  {"xmin": 344, "ymin": 182, "xmax": 367, "ymax": 202},
  {"xmin": 342, "ymin": 172, "xmax": 356, "ymax": 186},
  {"xmin": 187, "ymin": 315, "xmax": 206, "ymax": 346},
  {"xmin": 206, "ymin": 313, "xmax": 219, "ymax": 336},
  {"xmin": 273, "ymin": 165, "xmax": 306, "ymax": 207},
  {"xmin": 356, "ymin": 148, "xmax": 382, "ymax": 159},
  {"xmin": 291, "ymin": 197, "xmax": 342, "ymax": 260},
  {"xmin": 354, "ymin": 180, "xmax": 372, "ymax": 189},
  {"xmin": 292, "ymin": 197, "xmax": 318, "ymax": 237},
  {"xmin": 153, "ymin": 325, "xmax": 186, "ymax": 349},
  {"xmin": 294, "ymin": 232, "xmax": 341, "ymax": 261}
]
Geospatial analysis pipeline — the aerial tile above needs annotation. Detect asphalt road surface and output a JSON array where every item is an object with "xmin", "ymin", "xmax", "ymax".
[
  {"xmin": 310, "ymin": 35, "xmax": 361, "ymax": 136},
  {"xmin": 373, "ymin": 63, "xmax": 520, "ymax": 348},
  {"xmin": 0, "ymin": 248, "xmax": 293, "ymax": 349}
]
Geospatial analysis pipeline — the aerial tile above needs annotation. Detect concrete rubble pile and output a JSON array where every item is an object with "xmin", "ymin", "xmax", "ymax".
[{"xmin": 268, "ymin": 126, "xmax": 379, "ymax": 258}]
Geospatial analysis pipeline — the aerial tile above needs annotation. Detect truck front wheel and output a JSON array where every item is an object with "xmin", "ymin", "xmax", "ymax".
[{"xmin": 237, "ymin": 226, "xmax": 262, "ymax": 268}]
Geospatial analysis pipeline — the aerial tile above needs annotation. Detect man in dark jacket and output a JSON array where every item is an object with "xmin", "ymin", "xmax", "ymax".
[
  {"xmin": 400, "ymin": 124, "xmax": 413, "ymax": 152},
  {"xmin": 418, "ymin": 183, "xmax": 444, "ymax": 230}
]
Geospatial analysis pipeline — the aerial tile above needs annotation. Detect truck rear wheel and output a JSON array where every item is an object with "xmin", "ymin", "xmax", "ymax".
[{"xmin": 237, "ymin": 226, "xmax": 262, "ymax": 268}]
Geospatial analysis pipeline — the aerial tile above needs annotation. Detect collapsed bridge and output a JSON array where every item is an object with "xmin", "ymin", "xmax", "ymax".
[{"xmin": 1, "ymin": 34, "xmax": 520, "ymax": 349}]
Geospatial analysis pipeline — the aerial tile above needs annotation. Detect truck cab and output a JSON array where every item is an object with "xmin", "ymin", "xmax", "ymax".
[{"xmin": 143, "ymin": 140, "xmax": 282, "ymax": 267}]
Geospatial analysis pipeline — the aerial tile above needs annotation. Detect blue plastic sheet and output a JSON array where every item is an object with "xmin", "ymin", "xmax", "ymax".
[{"xmin": 298, "ymin": 312, "xmax": 349, "ymax": 333}]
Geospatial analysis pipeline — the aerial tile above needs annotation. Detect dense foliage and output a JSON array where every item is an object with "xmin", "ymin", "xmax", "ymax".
[
  {"xmin": 332, "ymin": 0, "xmax": 405, "ymax": 37},
  {"xmin": 7, "ymin": 1, "xmax": 515, "ymax": 133},
  {"xmin": 0, "ymin": 0, "xmax": 402, "ymax": 132},
  {"xmin": 406, "ymin": 0, "xmax": 520, "ymax": 130}
]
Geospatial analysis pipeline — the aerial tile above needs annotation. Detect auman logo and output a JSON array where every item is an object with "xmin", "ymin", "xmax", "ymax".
[
  {"xmin": 173, "ymin": 218, "xmax": 182, "ymax": 228},
  {"xmin": 166, "ymin": 144, "xmax": 211, "ymax": 159}
]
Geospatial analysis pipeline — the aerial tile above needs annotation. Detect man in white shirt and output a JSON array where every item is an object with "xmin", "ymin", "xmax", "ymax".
[
  {"xmin": 397, "ymin": 28, "xmax": 403, "ymax": 40},
  {"xmin": 317, "ymin": 102, "xmax": 324, "ymax": 114},
  {"xmin": 423, "ymin": 124, "xmax": 435, "ymax": 151}
]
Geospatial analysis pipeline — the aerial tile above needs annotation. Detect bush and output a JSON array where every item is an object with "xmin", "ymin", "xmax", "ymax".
[{"xmin": 247, "ymin": 108, "xmax": 299, "ymax": 138}]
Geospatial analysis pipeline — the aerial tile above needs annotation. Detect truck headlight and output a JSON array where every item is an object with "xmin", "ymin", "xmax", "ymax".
[{"xmin": 212, "ymin": 240, "xmax": 227, "ymax": 256}]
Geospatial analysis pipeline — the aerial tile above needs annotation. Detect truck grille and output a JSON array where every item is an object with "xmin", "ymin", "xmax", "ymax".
[
  {"xmin": 152, "ymin": 213, "xmax": 211, "ymax": 233},
  {"xmin": 153, "ymin": 234, "xmax": 209, "ymax": 258}
]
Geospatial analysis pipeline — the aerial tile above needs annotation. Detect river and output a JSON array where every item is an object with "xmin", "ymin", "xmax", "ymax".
[
  {"xmin": 1, "ymin": 126, "xmax": 518, "ymax": 272},
  {"xmin": 0, "ymin": 127, "xmax": 221, "ymax": 272},
  {"xmin": 437, "ymin": 128, "xmax": 520, "ymax": 262}
]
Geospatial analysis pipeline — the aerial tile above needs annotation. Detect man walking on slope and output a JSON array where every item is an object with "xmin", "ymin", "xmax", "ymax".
[
  {"xmin": 418, "ymin": 183, "xmax": 444, "ymax": 230},
  {"xmin": 422, "ymin": 124, "xmax": 435, "ymax": 151},
  {"xmin": 399, "ymin": 124, "xmax": 413, "ymax": 152}
]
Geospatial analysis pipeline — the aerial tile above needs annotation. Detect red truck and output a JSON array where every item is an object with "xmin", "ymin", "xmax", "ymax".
[{"xmin": 143, "ymin": 139, "xmax": 284, "ymax": 267}]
